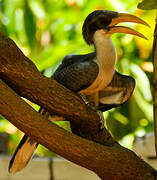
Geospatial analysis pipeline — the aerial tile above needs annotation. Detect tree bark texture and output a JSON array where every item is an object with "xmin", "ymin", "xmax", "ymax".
[
  {"xmin": 0, "ymin": 32, "xmax": 112, "ymax": 145},
  {"xmin": 0, "ymin": 32, "xmax": 156, "ymax": 179}
]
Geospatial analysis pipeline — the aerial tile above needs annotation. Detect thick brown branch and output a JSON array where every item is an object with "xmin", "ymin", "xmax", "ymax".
[
  {"xmin": 0, "ymin": 78, "xmax": 156, "ymax": 180},
  {"xmin": 0, "ymin": 32, "xmax": 112, "ymax": 144},
  {"xmin": 0, "ymin": 32, "xmax": 157, "ymax": 179}
]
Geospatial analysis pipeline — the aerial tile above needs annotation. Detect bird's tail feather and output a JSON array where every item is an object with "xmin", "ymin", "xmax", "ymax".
[
  {"xmin": 8, "ymin": 135, "xmax": 38, "ymax": 173},
  {"xmin": 8, "ymin": 108, "xmax": 49, "ymax": 174}
]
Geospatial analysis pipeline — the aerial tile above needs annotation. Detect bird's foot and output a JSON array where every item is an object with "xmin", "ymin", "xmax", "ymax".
[
  {"xmin": 79, "ymin": 94, "xmax": 104, "ymax": 129},
  {"xmin": 96, "ymin": 110, "xmax": 104, "ymax": 129},
  {"xmin": 79, "ymin": 94, "xmax": 96, "ymax": 109},
  {"xmin": 79, "ymin": 94, "xmax": 89, "ymax": 105}
]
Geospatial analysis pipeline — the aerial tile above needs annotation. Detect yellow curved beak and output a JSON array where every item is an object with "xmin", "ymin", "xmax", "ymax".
[
  {"xmin": 108, "ymin": 13, "xmax": 150, "ymax": 39},
  {"xmin": 108, "ymin": 26, "xmax": 148, "ymax": 40}
]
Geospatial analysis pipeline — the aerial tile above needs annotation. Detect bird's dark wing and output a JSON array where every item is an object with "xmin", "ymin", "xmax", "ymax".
[
  {"xmin": 53, "ymin": 53, "xmax": 99, "ymax": 92},
  {"xmin": 98, "ymin": 71, "xmax": 135, "ymax": 112},
  {"xmin": 54, "ymin": 52, "xmax": 96, "ymax": 71},
  {"xmin": 53, "ymin": 54, "xmax": 135, "ymax": 111}
]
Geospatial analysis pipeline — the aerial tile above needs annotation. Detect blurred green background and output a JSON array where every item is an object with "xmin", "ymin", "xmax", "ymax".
[{"xmin": 0, "ymin": 0, "xmax": 156, "ymax": 156}]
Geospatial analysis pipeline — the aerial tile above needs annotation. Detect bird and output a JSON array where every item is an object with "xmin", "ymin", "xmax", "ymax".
[{"xmin": 8, "ymin": 10, "xmax": 149, "ymax": 174}]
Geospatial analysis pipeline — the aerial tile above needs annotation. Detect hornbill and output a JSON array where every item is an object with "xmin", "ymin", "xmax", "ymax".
[{"xmin": 8, "ymin": 10, "xmax": 149, "ymax": 173}]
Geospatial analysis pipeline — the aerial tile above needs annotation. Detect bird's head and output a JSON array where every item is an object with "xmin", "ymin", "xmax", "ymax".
[{"xmin": 82, "ymin": 10, "xmax": 149, "ymax": 45}]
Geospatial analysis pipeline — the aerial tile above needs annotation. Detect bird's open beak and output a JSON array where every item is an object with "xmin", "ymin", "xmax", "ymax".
[{"xmin": 107, "ymin": 13, "xmax": 150, "ymax": 39}]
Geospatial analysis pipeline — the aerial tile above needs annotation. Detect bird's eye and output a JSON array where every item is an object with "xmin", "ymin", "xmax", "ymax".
[
  {"xmin": 99, "ymin": 17, "xmax": 111, "ymax": 27},
  {"xmin": 88, "ymin": 22, "xmax": 98, "ymax": 33}
]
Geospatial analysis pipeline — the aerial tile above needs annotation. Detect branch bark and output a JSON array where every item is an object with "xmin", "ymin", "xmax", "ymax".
[
  {"xmin": 0, "ymin": 32, "xmax": 156, "ymax": 179},
  {"xmin": 0, "ymin": 32, "xmax": 112, "ymax": 145},
  {"xmin": 0, "ymin": 78, "xmax": 156, "ymax": 180}
]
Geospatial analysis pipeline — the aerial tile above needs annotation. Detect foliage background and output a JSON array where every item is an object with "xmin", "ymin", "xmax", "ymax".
[{"xmin": 0, "ymin": 0, "xmax": 156, "ymax": 156}]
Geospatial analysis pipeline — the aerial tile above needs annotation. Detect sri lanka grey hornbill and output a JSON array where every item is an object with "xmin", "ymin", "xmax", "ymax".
[{"xmin": 8, "ymin": 10, "xmax": 149, "ymax": 173}]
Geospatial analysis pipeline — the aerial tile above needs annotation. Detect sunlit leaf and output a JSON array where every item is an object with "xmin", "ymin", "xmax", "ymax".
[
  {"xmin": 36, "ymin": 145, "xmax": 56, "ymax": 157},
  {"xmin": 134, "ymin": 127, "xmax": 146, "ymax": 137},
  {"xmin": 130, "ymin": 63, "xmax": 152, "ymax": 101},
  {"xmin": 28, "ymin": 0, "xmax": 46, "ymax": 19},
  {"xmin": 133, "ymin": 88, "xmax": 153, "ymax": 121},
  {"xmin": 142, "ymin": 62, "xmax": 153, "ymax": 72},
  {"xmin": 6, "ymin": 123, "xmax": 17, "ymax": 134},
  {"xmin": 53, "ymin": 121, "xmax": 72, "ymax": 132},
  {"xmin": 139, "ymin": 118, "xmax": 149, "ymax": 127},
  {"xmin": 114, "ymin": 112, "xmax": 128, "ymax": 125},
  {"xmin": 135, "ymin": 10, "xmax": 156, "ymax": 59},
  {"xmin": 0, "ymin": 119, "xmax": 8, "ymax": 132},
  {"xmin": 2, "ymin": 0, "xmax": 21, "ymax": 35},
  {"xmin": 119, "ymin": 133, "xmax": 134, "ymax": 149},
  {"xmin": 138, "ymin": 0, "xmax": 157, "ymax": 10}
]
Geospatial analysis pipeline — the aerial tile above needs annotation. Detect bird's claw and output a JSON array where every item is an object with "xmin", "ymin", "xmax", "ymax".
[
  {"xmin": 79, "ymin": 94, "xmax": 104, "ymax": 129},
  {"xmin": 97, "ymin": 110, "xmax": 105, "ymax": 129}
]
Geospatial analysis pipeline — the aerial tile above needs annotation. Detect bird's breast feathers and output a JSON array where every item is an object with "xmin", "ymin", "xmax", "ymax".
[{"xmin": 80, "ymin": 32, "xmax": 116, "ymax": 95}]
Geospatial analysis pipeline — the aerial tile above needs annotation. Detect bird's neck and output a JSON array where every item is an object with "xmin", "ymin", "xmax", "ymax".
[
  {"xmin": 79, "ymin": 30, "xmax": 117, "ymax": 96},
  {"xmin": 89, "ymin": 30, "xmax": 116, "ymax": 92},
  {"xmin": 93, "ymin": 30, "xmax": 116, "ymax": 69}
]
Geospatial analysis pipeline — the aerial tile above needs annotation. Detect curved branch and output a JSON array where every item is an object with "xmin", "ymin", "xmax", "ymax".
[
  {"xmin": 0, "ymin": 32, "xmax": 112, "ymax": 144},
  {"xmin": 0, "ymin": 78, "xmax": 156, "ymax": 180},
  {"xmin": 0, "ymin": 33, "xmax": 156, "ymax": 179}
]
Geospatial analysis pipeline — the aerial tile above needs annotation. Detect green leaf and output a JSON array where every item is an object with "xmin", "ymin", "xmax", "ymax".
[
  {"xmin": 133, "ymin": 88, "xmax": 153, "ymax": 121},
  {"xmin": 130, "ymin": 63, "xmax": 152, "ymax": 102},
  {"xmin": 138, "ymin": 0, "xmax": 157, "ymax": 10},
  {"xmin": 53, "ymin": 121, "xmax": 72, "ymax": 132},
  {"xmin": 28, "ymin": 0, "xmax": 46, "ymax": 20},
  {"xmin": 23, "ymin": 0, "xmax": 36, "ymax": 49}
]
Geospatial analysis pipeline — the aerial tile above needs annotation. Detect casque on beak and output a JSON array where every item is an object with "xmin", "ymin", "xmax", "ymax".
[{"xmin": 107, "ymin": 13, "xmax": 150, "ymax": 39}]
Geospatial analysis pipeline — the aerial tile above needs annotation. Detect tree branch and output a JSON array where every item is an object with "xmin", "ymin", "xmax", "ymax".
[
  {"xmin": 0, "ymin": 32, "xmax": 112, "ymax": 145},
  {"xmin": 0, "ymin": 32, "xmax": 156, "ymax": 179},
  {"xmin": 0, "ymin": 78, "xmax": 156, "ymax": 180}
]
